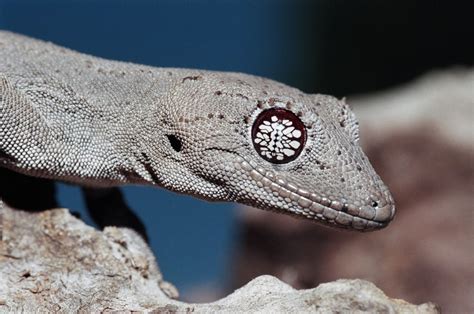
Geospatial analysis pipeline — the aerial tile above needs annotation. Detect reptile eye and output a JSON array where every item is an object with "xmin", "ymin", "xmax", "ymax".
[{"xmin": 251, "ymin": 108, "xmax": 306, "ymax": 164}]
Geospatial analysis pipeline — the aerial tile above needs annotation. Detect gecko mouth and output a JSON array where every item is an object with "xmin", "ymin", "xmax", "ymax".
[{"xmin": 235, "ymin": 158, "xmax": 395, "ymax": 231}]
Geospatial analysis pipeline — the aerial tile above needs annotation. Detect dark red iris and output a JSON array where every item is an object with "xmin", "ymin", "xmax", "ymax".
[{"xmin": 251, "ymin": 108, "xmax": 306, "ymax": 164}]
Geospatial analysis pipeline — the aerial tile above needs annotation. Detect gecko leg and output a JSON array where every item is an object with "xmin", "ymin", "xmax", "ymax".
[
  {"xmin": 0, "ymin": 168, "xmax": 58, "ymax": 211},
  {"xmin": 82, "ymin": 187, "xmax": 149, "ymax": 242}
]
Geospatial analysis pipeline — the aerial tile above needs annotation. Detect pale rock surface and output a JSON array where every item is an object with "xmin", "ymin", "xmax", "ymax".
[
  {"xmin": 0, "ymin": 203, "xmax": 437, "ymax": 312},
  {"xmin": 353, "ymin": 67, "xmax": 474, "ymax": 147}
]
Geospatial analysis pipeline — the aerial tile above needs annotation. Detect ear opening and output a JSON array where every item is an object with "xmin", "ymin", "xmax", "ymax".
[{"xmin": 166, "ymin": 134, "xmax": 182, "ymax": 152}]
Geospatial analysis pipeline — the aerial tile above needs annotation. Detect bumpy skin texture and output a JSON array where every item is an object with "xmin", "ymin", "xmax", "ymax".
[{"xmin": 0, "ymin": 31, "xmax": 395, "ymax": 231}]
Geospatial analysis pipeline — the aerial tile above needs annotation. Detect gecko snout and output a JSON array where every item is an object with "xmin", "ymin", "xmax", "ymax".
[{"xmin": 368, "ymin": 190, "xmax": 396, "ymax": 223}]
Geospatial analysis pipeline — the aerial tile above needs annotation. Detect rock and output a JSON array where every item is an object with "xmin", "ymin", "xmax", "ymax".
[
  {"xmin": 0, "ymin": 202, "xmax": 175, "ymax": 312},
  {"xmin": 210, "ymin": 276, "xmax": 438, "ymax": 313},
  {"xmin": 231, "ymin": 68, "xmax": 473, "ymax": 314},
  {"xmin": 0, "ymin": 203, "xmax": 437, "ymax": 312},
  {"xmin": 354, "ymin": 67, "xmax": 474, "ymax": 148}
]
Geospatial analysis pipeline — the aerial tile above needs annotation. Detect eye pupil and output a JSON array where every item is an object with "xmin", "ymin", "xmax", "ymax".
[
  {"xmin": 251, "ymin": 108, "xmax": 306, "ymax": 164},
  {"xmin": 167, "ymin": 134, "xmax": 182, "ymax": 152}
]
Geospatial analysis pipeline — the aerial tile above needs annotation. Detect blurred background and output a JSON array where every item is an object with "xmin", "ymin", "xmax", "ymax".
[{"xmin": 1, "ymin": 0, "xmax": 472, "ymax": 312}]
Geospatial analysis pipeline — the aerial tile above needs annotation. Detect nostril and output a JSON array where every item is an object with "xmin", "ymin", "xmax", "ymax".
[
  {"xmin": 373, "ymin": 203, "xmax": 395, "ymax": 223},
  {"xmin": 370, "ymin": 192, "xmax": 396, "ymax": 223}
]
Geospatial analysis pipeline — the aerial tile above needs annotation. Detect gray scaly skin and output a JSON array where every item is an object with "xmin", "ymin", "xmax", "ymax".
[{"xmin": 0, "ymin": 31, "xmax": 395, "ymax": 231}]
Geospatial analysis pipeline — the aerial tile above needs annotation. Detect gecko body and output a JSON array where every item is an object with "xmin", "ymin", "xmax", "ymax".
[{"xmin": 0, "ymin": 31, "xmax": 395, "ymax": 231}]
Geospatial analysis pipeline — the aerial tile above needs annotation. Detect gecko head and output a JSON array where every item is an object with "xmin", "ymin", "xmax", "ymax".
[{"xmin": 151, "ymin": 71, "xmax": 395, "ymax": 231}]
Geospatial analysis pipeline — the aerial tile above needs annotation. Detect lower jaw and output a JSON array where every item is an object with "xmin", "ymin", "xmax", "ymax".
[
  {"xmin": 235, "ymin": 158, "xmax": 389, "ymax": 232},
  {"xmin": 262, "ymin": 201, "xmax": 388, "ymax": 231}
]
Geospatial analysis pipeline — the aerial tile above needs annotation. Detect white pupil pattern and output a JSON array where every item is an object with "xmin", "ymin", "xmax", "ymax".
[{"xmin": 254, "ymin": 115, "xmax": 302, "ymax": 161}]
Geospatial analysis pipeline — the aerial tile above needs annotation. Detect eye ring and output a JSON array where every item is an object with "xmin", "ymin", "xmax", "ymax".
[{"xmin": 251, "ymin": 108, "xmax": 307, "ymax": 164}]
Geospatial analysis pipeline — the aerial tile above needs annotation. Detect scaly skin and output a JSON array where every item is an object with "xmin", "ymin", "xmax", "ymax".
[{"xmin": 0, "ymin": 31, "xmax": 395, "ymax": 231}]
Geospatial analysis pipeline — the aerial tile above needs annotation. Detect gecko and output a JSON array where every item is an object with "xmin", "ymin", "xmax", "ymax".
[{"xmin": 0, "ymin": 31, "xmax": 395, "ymax": 237}]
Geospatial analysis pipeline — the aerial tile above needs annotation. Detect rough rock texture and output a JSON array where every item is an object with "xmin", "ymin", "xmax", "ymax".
[
  {"xmin": 0, "ymin": 203, "xmax": 437, "ymax": 312},
  {"xmin": 232, "ymin": 68, "xmax": 474, "ymax": 314}
]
